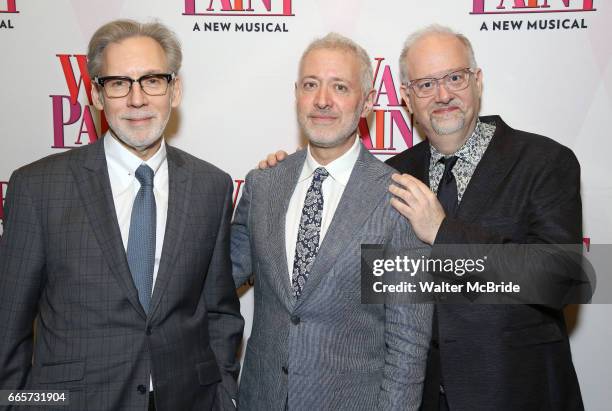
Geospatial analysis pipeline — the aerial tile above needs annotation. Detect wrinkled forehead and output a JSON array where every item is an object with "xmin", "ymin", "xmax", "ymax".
[{"xmin": 406, "ymin": 34, "xmax": 471, "ymax": 80}]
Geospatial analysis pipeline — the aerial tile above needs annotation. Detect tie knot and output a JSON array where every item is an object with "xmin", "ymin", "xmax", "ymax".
[
  {"xmin": 439, "ymin": 155, "xmax": 458, "ymax": 176},
  {"xmin": 135, "ymin": 164, "xmax": 155, "ymax": 187},
  {"xmin": 439, "ymin": 155, "xmax": 458, "ymax": 171},
  {"xmin": 313, "ymin": 167, "xmax": 329, "ymax": 183}
]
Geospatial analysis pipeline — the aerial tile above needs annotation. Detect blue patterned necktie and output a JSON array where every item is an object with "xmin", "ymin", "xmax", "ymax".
[
  {"xmin": 291, "ymin": 167, "xmax": 329, "ymax": 298},
  {"xmin": 127, "ymin": 164, "xmax": 156, "ymax": 314}
]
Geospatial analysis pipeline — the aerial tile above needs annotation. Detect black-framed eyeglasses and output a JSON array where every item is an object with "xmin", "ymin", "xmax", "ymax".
[
  {"xmin": 407, "ymin": 68, "xmax": 477, "ymax": 98},
  {"xmin": 94, "ymin": 73, "xmax": 176, "ymax": 98}
]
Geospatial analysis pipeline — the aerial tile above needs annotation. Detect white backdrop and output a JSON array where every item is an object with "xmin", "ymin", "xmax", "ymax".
[{"xmin": 1, "ymin": 1, "xmax": 610, "ymax": 409}]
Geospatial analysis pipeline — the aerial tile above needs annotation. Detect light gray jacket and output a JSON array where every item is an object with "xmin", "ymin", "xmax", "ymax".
[{"xmin": 231, "ymin": 145, "xmax": 432, "ymax": 411}]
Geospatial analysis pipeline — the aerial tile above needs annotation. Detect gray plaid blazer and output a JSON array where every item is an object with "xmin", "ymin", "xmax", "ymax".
[
  {"xmin": 0, "ymin": 137, "xmax": 244, "ymax": 411},
  {"xmin": 231, "ymin": 145, "xmax": 433, "ymax": 411}
]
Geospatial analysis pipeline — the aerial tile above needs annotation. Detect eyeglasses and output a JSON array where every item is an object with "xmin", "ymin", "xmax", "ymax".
[
  {"xmin": 94, "ymin": 73, "xmax": 175, "ymax": 98},
  {"xmin": 407, "ymin": 68, "xmax": 477, "ymax": 98}
]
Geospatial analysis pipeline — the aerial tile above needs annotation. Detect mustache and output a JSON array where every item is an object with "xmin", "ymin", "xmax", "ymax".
[
  {"xmin": 120, "ymin": 111, "xmax": 156, "ymax": 120},
  {"xmin": 309, "ymin": 109, "xmax": 338, "ymax": 117}
]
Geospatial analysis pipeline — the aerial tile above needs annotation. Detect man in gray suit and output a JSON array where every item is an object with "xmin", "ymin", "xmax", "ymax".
[
  {"xmin": 231, "ymin": 33, "xmax": 433, "ymax": 411},
  {"xmin": 0, "ymin": 20, "xmax": 243, "ymax": 411}
]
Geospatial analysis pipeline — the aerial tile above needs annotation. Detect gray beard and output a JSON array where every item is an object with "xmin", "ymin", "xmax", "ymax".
[
  {"xmin": 301, "ymin": 109, "xmax": 362, "ymax": 149},
  {"xmin": 431, "ymin": 115, "xmax": 465, "ymax": 136}
]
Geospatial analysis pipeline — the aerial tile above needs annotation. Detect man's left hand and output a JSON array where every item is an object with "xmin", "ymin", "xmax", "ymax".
[{"xmin": 389, "ymin": 173, "xmax": 445, "ymax": 245}]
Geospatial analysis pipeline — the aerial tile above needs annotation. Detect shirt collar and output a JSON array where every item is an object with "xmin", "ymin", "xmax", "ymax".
[
  {"xmin": 429, "ymin": 119, "xmax": 492, "ymax": 166},
  {"xmin": 299, "ymin": 136, "xmax": 361, "ymax": 186},
  {"xmin": 104, "ymin": 132, "xmax": 167, "ymax": 190}
]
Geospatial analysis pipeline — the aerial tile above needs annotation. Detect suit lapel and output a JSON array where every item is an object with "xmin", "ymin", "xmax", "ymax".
[
  {"xmin": 71, "ymin": 139, "xmax": 146, "ymax": 319},
  {"xmin": 456, "ymin": 117, "xmax": 520, "ymax": 221},
  {"xmin": 266, "ymin": 150, "xmax": 307, "ymax": 310},
  {"xmin": 406, "ymin": 142, "xmax": 431, "ymax": 187},
  {"xmin": 148, "ymin": 146, "xmax": 191, "ymax": 319},
  {"xmin": 295, "ymin": 147, "xmax": 389, "ymax": 307}
]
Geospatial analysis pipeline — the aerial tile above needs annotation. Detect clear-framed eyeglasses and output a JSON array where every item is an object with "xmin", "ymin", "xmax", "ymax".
[
  {"xmin": 94, "ymin": 73, "xmax": 176, "ymax": 98},
  {"xmin": 407, "ymin": 68, "xmax": 478, "ymax": 98}
]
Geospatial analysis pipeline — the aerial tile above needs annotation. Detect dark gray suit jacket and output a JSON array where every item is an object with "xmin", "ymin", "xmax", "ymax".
[
  {"xmin": 386, "ymin": 116, "xmax": 584, "ymax": 411},
  {"xmin": 0, "ymin": 137, "xmax": 244, "ymax": 411},
  {"xmin": 232, "ymin": 145, "xmax": 433, "ymax": 411}
]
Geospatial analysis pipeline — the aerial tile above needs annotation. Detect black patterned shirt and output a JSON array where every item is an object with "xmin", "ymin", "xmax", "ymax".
[{"xmin": 429, "ymin": 120, "xmax": 496, "ymax": 202}]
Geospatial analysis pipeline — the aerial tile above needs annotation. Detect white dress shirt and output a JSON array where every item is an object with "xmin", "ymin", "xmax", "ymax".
[
  {"xmin": 285, "ymin": 136, "xmax": 361, "ymax": 280},
  {"xmin": 104, "ymin": 133, "xmax": 169, "ymax": 391}
]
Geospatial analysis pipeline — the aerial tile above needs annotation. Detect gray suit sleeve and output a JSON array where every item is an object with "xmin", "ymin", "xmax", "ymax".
[
  {"xmin": 230, "ymin": 170, "xmax": 255, "ymax": 288},
  {"xmin": 378, "ymin": 214, "xmax": 433, "ymax": 411},
  {"xmin": 204, "ymin": 176, "xmax": 245, "ymax": 404},
  {"xmin": 0, "ymin": 170, "xmax": 45, "ymax": 390}
]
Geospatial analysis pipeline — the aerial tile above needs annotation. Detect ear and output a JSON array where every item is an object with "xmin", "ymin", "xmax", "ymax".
[
  {"xmin": 170, "ymin": 76, "xmax": 182, "ymax": 108},
  {"xmin": 399, "ymin": 84, "xmax": 413, "ymax": 114},
  {"xmin": 474, "ymin": 68, "xmax": 483, "ymax": 97},
  {"xmin": 91, "ymin": 82, "xmax": 104, "ymax": 111},
  {"xmin": 360, "ymin": 88, "xmax": 376, "ymax": 118}
]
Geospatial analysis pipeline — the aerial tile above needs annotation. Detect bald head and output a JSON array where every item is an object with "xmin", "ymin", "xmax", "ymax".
[{"xmin": 399, "ymin": 25, "xmax": 477, "ymax": 85}]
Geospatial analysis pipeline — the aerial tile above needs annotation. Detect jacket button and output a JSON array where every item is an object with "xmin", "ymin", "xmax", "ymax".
[
  {"xmin": 282, "ymin": 366, "xmax": 288, "ymax": 375},
  {"xmin": 137, "ymin": 384, "xmax": 147, "ymax": 394},
  {"xmin": 431, "ymin": 340, "xmax": 440, "ymax": 349},
  {"xmin": 146, "ymin": 326, "xmax": 152, "ymax": 336},
  {"xmin": 290, "ymin": 315, "xmax": 300, "ymax": 325}
]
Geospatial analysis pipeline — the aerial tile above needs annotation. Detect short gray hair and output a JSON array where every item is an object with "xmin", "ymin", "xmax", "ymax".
[
  {"xmin": 87, "ymin": 19, "xmax": 182, "ymax": 78},
  {"xmin": 299, "ymin": 32, "xmax": 373, "ymax": 96},
  {"xmin": 399, "ymin": 24, "xmax": 477, "ymax": 84}
]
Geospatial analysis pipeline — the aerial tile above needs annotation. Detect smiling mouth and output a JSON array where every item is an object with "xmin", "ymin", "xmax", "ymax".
[
  {"xmin": 432, "ymin": 106, "xmax": 460, "ymax": 115},
  {"xmin": 124, "ymin": 116, "xmax": 155, "ymax": 125},
  {"xmin": 309, "ymin": 115, "xmax": 338, "ymax": 124}
]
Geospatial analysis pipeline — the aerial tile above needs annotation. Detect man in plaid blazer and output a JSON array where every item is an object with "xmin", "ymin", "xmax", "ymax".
[{"xmin": 0, "ymin": 20, "xmax": 243, "ymax": 411}]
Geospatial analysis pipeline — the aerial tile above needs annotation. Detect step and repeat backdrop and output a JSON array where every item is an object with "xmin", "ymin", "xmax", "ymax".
[{"xmin": 1, "ymin": 1, "xmax": 610, "ymax": 408}]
